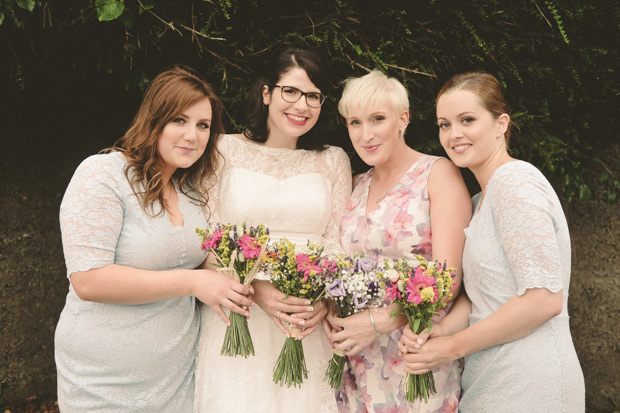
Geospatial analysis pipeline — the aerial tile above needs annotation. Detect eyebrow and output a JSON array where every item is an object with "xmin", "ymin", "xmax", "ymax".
[
  {"xmin": 437, "ymin": 111, "xmax": 477, "ymax": 121},
  {"xmin": 178, "ymin": 111, "xmax": 212, "ymax": 122}
]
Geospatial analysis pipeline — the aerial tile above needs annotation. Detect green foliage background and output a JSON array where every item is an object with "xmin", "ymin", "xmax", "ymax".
[{"xmin": 1, "ymin": 0, "xmax": 619, "ymax": 201}]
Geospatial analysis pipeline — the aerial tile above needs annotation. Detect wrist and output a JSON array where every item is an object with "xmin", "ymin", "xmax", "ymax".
[
  {"xmin": 184, "ymin": 269, "xmax": 200, "ymax": 297},
  {"xmin": 368, "ymin": 309, "xmax": 381, "ymax": 337},
  {"xmin": 450, "ymin": 331, "xmax": 468, "ymax": 359}
]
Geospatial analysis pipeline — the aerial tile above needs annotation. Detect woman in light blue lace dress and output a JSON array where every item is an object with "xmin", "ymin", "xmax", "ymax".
[
  {"xmin": 399, "ymin": 72, "xmax": 585, "ymax": 412},
  {"xmin": 55, "ymin": 67, "xmax": 253, "ymax": 412}
]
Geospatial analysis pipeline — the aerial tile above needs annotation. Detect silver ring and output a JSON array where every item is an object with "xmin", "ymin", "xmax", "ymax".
[{"xmin": 275, "ymin": 313, "xmax": 281, "ymax": 320}]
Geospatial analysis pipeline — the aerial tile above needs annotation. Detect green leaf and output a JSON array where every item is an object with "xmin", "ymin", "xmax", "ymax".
[
  {"xmin": 413, "ymin": 318, "xmax": 420, "ymax": 333},
  {"xmin": 578, "ymin": 184, "xmax": 592, "ymax": 201},
  {"xmin": 15, "ymin": 0, "xmax": 36, "ymax": 12},
  {"xmin": 96, "ymin": 0, "xmax": 125, "ymax": 22},
  {"xmin": 608, "ymin": 189, "xmax": 618, "ymax": 204},
  {"xmin": 0, "ymin": 11, "xmax": 4, "ymax": 26}
]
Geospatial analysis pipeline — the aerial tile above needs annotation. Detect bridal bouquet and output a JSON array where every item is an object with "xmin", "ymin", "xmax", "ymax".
[
  {"xmin": 261, "ymin": 239, "xmax": 332, "ymax": 388},
  {"xmin": 380, "ymin": 255, "xmax": 457, "ymax": 403},
  {"xmin": 196, "ymin": 223, "xmax": 270, "ymax": 358},
  {"xmin": 323, "ymin": 254, "xmax": 385, "ymax": 389}
]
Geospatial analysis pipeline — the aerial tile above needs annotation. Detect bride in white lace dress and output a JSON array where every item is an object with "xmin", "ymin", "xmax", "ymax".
[{"xmin": 194, "ymin": 48, "xmax": 351, "ymax": 412}]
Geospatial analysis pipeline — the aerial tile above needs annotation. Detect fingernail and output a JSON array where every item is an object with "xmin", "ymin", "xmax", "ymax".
[
  {"xmin": 305, "ymin": 300, "xmax": 311, "ymax": 305},
  {"xmin": 414, "ymin": 344, "xmax": 420, "ymax": 349},
  {"xmin": 417, "ymin": 338, "xmax": 424, "ymax": 345},
  {"xmin": 299, "ymin": 320, "xmax": 305, "ymax": 326},
  {"xmin": 307, "ymin": 306, "xmax": 315, "ymax": 312}
]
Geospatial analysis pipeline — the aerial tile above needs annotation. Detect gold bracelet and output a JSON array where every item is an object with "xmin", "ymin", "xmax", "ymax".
[{"xmin": 368, "ymin": 309, "xmax": 381, "ymax": 337}]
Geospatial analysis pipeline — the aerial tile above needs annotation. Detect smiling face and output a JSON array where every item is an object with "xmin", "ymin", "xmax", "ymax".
[
  {"xmin": 346, "ymin": 103, "xmax": 409, "ymax": 167},
  {"xmin": 436, "ymin": 89, "xmax": 509, "ymax": 173},
  {"xmin": 157, "ymin": 97, "xmax": 212, "ymax": 182},
  {"xmin": 263, "ymin": 67, "xmax": 322, "ymax": 147}
]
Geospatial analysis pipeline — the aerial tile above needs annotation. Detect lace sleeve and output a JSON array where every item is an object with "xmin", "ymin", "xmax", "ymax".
[
  {"xmin": 59, "ymin": 154, "xmax": 124, "ymax": 277},
  {"xmin": 487, "ymin": 164, "xmax": 565, "ymax": 295},
  {"xmin": 321, "ymin": 147, "xmax": 352, "ymax": 254}
]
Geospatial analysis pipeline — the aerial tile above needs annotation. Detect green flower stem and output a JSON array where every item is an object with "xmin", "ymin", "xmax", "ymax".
[
  {"xmin": 403, "ymin": 311, "xmax": 437, "ymax": 403},
  {"xmin": 324, "ymin": 353, "xmax": 346, "ymax": 389},
  {"xmin": 220, "ymin": 311, "xmax": 255, "ymax": 358},
  {"xmin": 273, "ymin": 337, "xmax": 308, "ymax": 388}
]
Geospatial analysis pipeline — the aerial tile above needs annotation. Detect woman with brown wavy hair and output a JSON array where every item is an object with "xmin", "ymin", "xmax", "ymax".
[{"xmin": 54, "ymin": 66, "xmax": 253, "ymax": 412}]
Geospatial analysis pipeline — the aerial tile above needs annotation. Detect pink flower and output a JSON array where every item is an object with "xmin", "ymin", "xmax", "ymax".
[
  {"xmin": 405, "ymin": 271, "xmax": 438, "ymax": 305},
  {"xmin": 295, "ymin": 253, "xmax": 322, "ymax": 282},
  {"xmin": 238, "ymin": 234, "xmax": 262, "ymax": 259},
  {"xmin": 438, "ymin": 394, "xmax": 459, "ymax": 413},
  {"xmin": 385, "ymin": 282, "xmax": 401, "ymax": 301},
  {"xmin": 201, "ymin": 230, "xmax": 223, "ymax": 250}
]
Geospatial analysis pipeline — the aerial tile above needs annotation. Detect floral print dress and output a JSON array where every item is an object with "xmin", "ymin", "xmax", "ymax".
[{"xmin": 337, "ymin": 155, "xmax": 462, "ymax": 413}]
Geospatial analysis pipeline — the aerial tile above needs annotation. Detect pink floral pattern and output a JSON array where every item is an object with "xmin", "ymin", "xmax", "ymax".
[{"xmin": 337, "ymin": 155, "xmax": 462, "ymax": 412}]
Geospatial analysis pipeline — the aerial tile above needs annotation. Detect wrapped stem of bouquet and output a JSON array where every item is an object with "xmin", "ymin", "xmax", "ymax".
[
  {"xmin": 380, "ymin": 255, "xmax": 457, "ymax": 403},
  {"xmin": 323, "ymin": 255, "xmax": 385, "ymax": 389},
  {"xmin": 196, "ymin": 223, "xmax": 270, "ymax": 358},
  {"xmin": 262, "ymin": 239, "xmax": 331, "ymax": 388}
]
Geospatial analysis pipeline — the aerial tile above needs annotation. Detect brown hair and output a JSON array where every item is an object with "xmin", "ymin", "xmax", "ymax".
[
  {"xmin": 111, "ymin": 66, "xmax": 224, "ymax": 216},
  {"xmin": 436, "ymin": 72, "xmax": 512, "ymax": 141}
]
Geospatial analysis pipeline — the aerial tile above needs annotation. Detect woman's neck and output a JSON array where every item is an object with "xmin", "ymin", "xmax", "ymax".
[
  {"xmin": 373, "ymin": 146, "xmax": 417, "ymax": 182},
  {"xmin": 264, "ymin": 131, "xmax": 299, "ymax": 149},
  {"xmin": 471, "ymin": 149, "xmax": 513, "ymax": 194}
]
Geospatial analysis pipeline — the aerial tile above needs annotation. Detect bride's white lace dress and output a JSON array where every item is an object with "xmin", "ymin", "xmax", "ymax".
[{"xmin": 194, "ymin": 134, "xmax": 352, "ymax": 413}]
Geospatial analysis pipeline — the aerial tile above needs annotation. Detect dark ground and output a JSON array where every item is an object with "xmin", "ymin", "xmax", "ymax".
[{"xmin": 1, "ymin": 75, "xmax": 619, "ymax": 413}]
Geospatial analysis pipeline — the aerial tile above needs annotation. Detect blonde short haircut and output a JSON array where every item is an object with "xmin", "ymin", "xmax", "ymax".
[{"xmin": 338, "ymin": 70, "xmax": 409, "ymax": 120}]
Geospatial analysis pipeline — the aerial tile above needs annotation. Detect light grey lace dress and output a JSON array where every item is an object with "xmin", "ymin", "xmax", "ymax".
[
  {"xmin": 55, "ymin": 152, "xmax": 206, "ymax": 412},
  {"xmin": 459, "ymin": 161, "xmax": 585, "ymax": 412},
  {"xmin": 194, "ymin": 134, "xmax": 352, "ymax": 413}
]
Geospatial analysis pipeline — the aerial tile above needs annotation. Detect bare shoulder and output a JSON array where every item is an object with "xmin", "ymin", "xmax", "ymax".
[
  {"xmin": 429, "ymin": 157, "xmax": 461, "ymax": 178},
  {"xmin": 428, "ymin": 157, "xmax": 469, "ymax": 196}
]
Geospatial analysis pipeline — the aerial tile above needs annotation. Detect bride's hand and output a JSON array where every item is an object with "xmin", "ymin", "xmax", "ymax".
[
  {"xmin": 252, "ymin": 280, "xmax": 314, "ymax": 336},
  {"xmin": 292, "ymin": 299, "xmax": 328, "ymax": 340}
]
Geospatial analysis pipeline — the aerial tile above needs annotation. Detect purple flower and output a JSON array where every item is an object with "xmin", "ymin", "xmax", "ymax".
[
  {"xmin": 359, "ymin": 258, "xmax": 375, "ymax": 273},
  {"xmin": 353, "ymin": 293, "xmax": 368, "ymax": 309},
  {"xmin": 328, "ymin": 279, "xmax": 346, "ymax": 297}
]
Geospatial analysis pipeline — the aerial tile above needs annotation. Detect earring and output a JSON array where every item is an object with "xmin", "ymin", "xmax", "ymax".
[{"xmin": 399, "ymin": 129, "xmax": 404, "ymax": 138}]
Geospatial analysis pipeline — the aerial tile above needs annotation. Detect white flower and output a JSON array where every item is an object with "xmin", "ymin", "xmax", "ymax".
[{"xmin": 385, "ymin": 269, "xmax": 400, "ymax": 282}]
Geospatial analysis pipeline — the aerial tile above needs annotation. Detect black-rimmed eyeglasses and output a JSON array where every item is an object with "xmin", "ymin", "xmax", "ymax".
[{"xmin": 273, "ymin": 85, "xmax": 326, "ymax": 108}]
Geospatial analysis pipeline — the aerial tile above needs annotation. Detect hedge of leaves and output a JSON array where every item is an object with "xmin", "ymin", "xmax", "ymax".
[{"xmin": 1, "ymin": 0, "xmax": 619, "ymax": 201}]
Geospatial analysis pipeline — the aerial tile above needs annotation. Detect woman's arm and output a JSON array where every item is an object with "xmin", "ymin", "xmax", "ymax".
[
  {"xmin": 402, "ymin": 166, "xmax": 566, "ymax": 373},
  {"xmin": 401, "ymin": 287, "xmax": 562, "ymax": 374},
  {"xmin": 61, "ymin": 155, "xmax": 252, "ymax": 325},
  {"xmin": 427, "ymin": 157, "xmax": 472, "ymax": 296},
  {"xmin": 329, "ymin": 304, "xmax": 407, "ymax": 355},
  {"xmin": 321, "ymin": 147, "xmax": 353, "ymax": 251},
  {"xmin": 71, "ymin": 263, "xmax": 253, "ymax": 324},
  {"xmin": 399, "ymin": 289, "xmax": 472, "ymax": 354}
]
